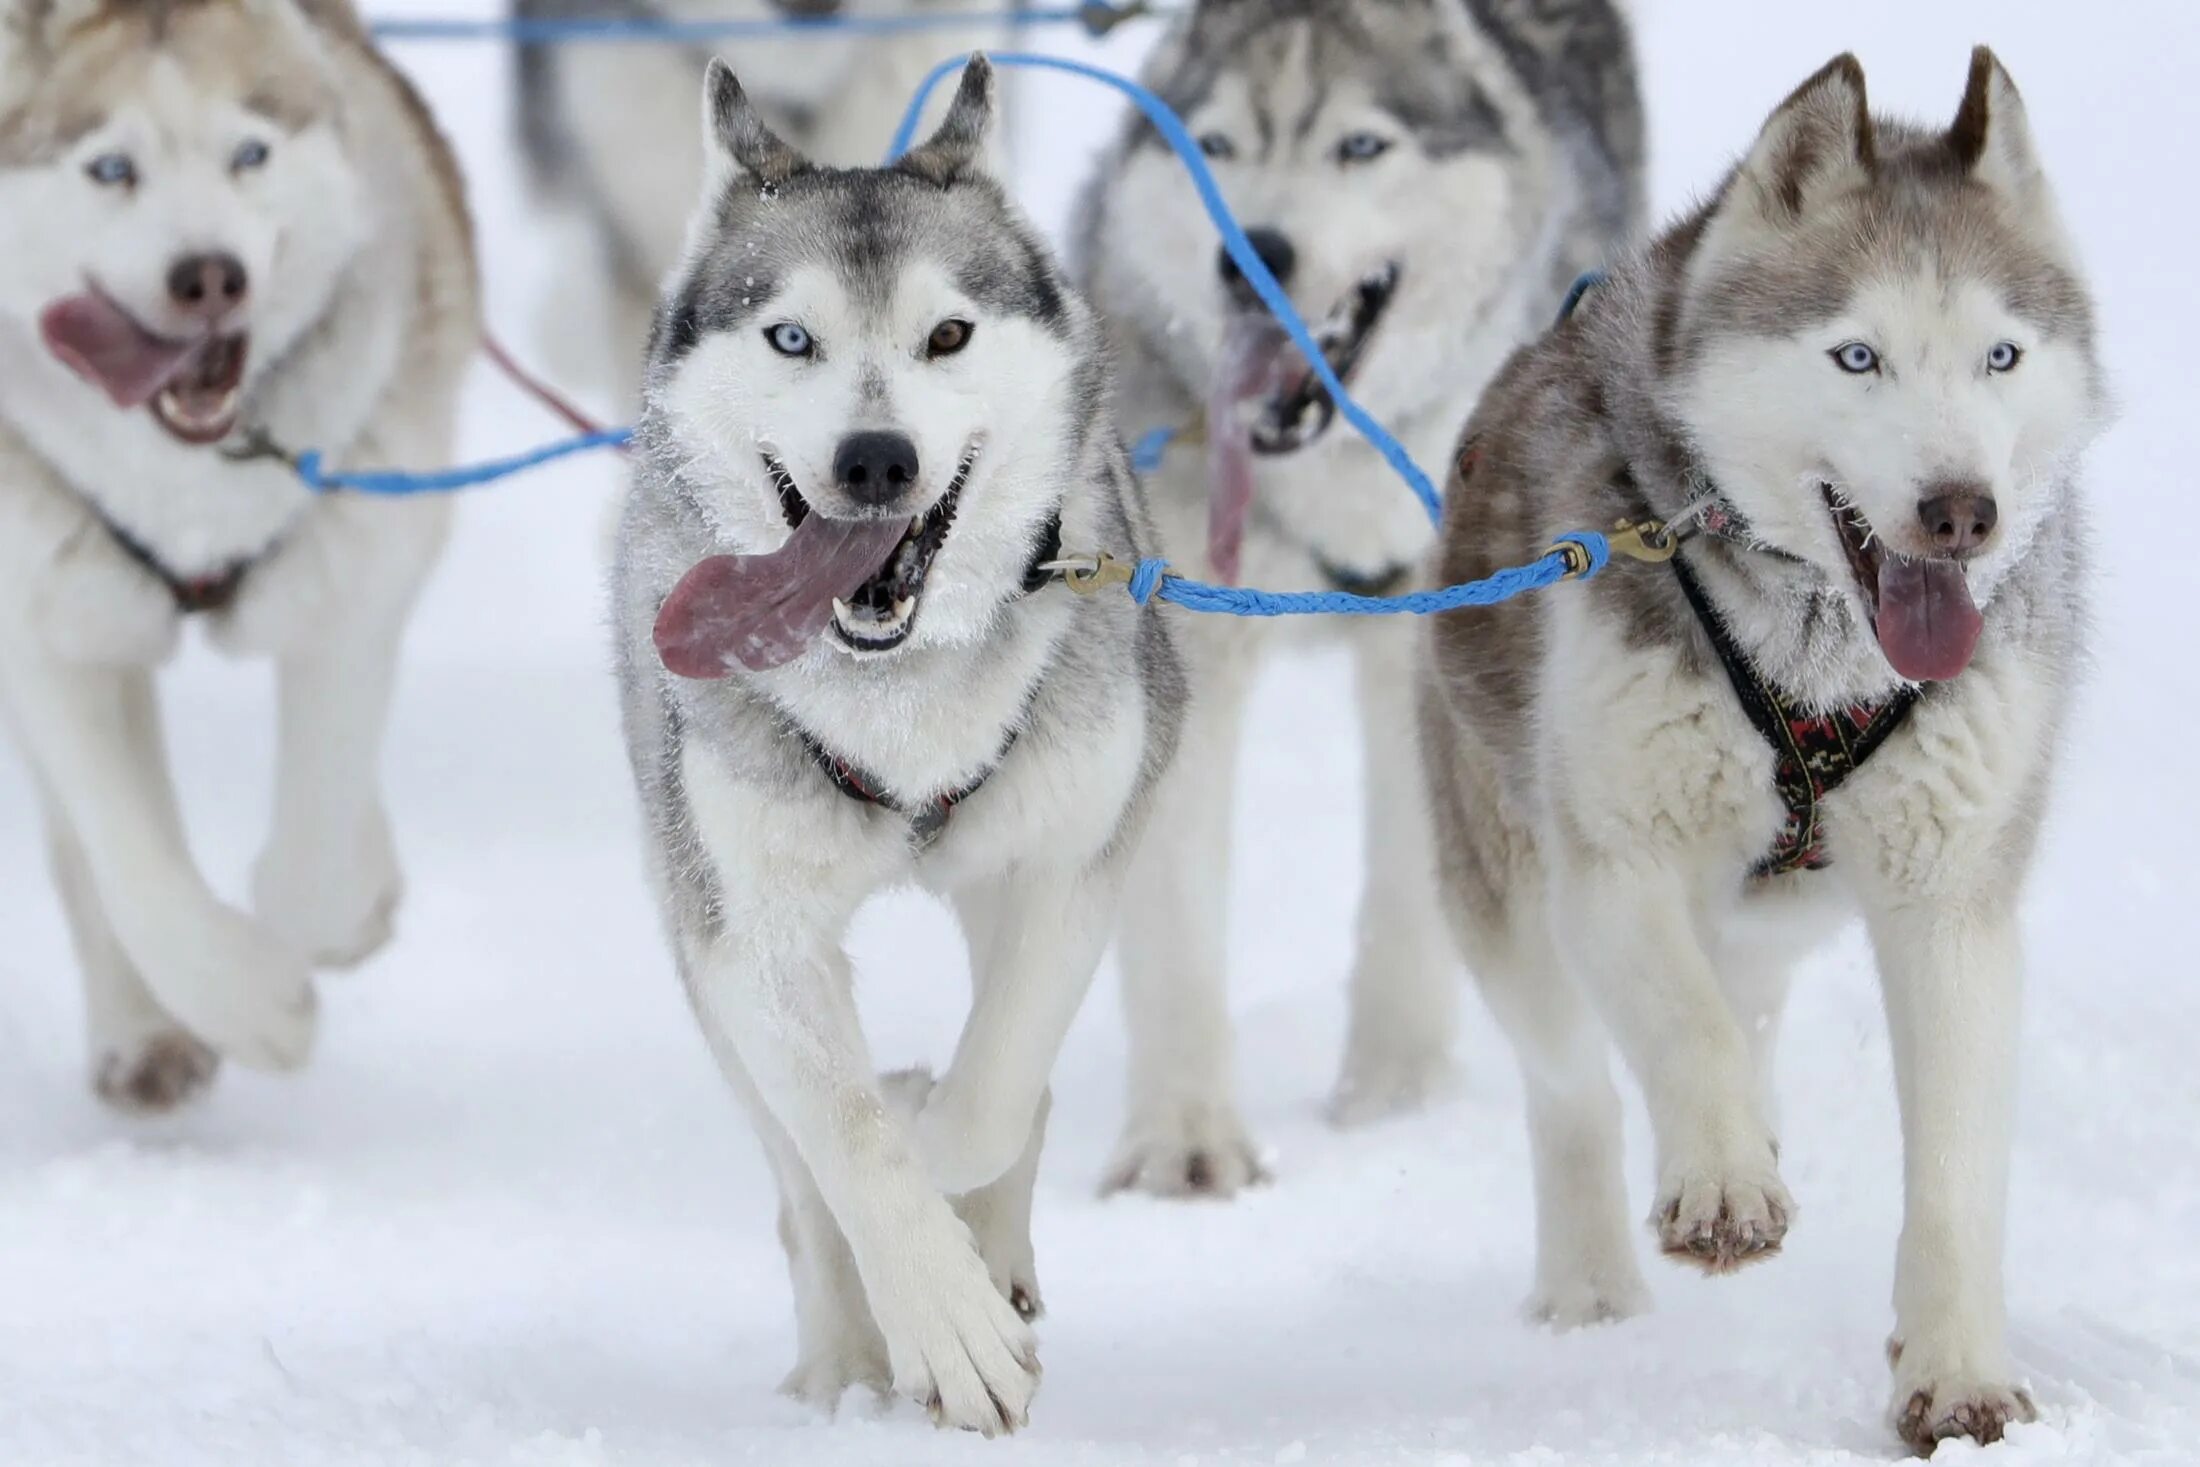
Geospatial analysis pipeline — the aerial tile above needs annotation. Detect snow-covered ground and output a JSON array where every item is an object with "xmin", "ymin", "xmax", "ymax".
[{"xmin": 4, "ymin": 2, "xmax": 2196, "ymax": 1462}]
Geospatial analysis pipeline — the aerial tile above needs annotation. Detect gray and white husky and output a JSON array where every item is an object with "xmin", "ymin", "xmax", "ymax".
[
  {"xmin": 0, "ymin": 0, "xmax": 476, "ymax": 1106},
  {"xmin": 1418, "ymin": 49, "xmax": 2105, "ymax": 1453},
  {"xmin": 611, "ymin": 57, "xmax": 1182, "ymax": 1431},
  {"xmin": 1072, "ymin": 0, "xmax": 1643, "ymax": 1193},
  {"xmin": 515, "ymin": 0, "xmax": 1015, "ymax": 392}
]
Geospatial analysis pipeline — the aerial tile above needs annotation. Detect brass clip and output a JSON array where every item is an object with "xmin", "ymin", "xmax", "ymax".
[
  {"xmin": 1606, "ymin": 517, "xmax": 1678, "ymax": 564},
  {"xmin": 1039, "ymin": 552, "xmax": 1136, "ymax": 595}
]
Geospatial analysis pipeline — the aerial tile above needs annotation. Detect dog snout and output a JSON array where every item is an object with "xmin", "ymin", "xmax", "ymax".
[
  {"xmin": 1218, "ymin": 226, "xmax": 1297, "ymax": 306},
  {"xmin": 833, "ymin": 430, "xmax": 921, "ymax": 508},
  {"xmin": 1916, "ymin": 483, "xmax": 1999, "ymax": 555},
  {"xmin": 166, "ymin": 252, "xmax": 248, "ymax": 320}
]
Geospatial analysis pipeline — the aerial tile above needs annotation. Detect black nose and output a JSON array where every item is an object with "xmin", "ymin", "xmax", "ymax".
[
  {"xmin": 1917, "ymin": 484, "xmax": 1999, "ymax": 554},
  {"xmin": 167, "ymin": 252, "xmax": 248, "ymax": 318},
  {"xmin": 1217, "ymin": 226, "xmax": 1296, "ymax": 305},
  {"xmin": 833, "ymin": 430, "xmax": 921, "ymax": 507}
]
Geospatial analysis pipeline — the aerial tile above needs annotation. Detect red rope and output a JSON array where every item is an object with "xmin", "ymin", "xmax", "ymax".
[{"xmin": 481, "ymin": 329, "xmax": 627, "ymax": 449}]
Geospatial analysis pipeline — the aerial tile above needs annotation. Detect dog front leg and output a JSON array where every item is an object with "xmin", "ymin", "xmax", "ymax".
[
  {"xmin": 1332, "ymin": 615, "xmax": 1461, "ymax": 1126},
  {"xmin": 1866, "ymin": 895, "xmax": 2036, "ymax": 1452},
  {"xmin": 1551, "ymin": 855, "xmax": 1791, "ymax": 1272},
  {"xmin": 683, "ymin": 759, "xmax": 1038, "ymax": 1435},
  {"xmin": 225, "ymin": 492, "xmax": 451, "ymax": 968},
  {"xmin": 1109, "ymin": 634, "xmax": 1264, "ymax": 1197},
  {"xmin": 0, "ymin": 651, "xmax": 314, "ymax": 1067}
]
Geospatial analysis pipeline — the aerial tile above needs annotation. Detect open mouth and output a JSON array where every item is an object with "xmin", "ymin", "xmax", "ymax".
[
  {"xmin": 1822, "ymin": 482, "xmax": 1984, "ymax": 683},
  {"xmin": 766, "ymin": 445, "xmax": 977, "ymax": 656},
  {"xmin": 149, "ymin": 334, "xmax": 248, "ymax": 445},
  {"xmin": 38, "ymin": 286, "xmax": 248, "ymax": 446},
  {"xmin": 1245, "ymin": 262, "xmax": 1399, "ymax": 456}
]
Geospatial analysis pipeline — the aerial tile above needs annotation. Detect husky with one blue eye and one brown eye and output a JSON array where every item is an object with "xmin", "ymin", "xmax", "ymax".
[{"xmin": 610, "ymin": 57, "xmax": 1183, "ymax": 1434}]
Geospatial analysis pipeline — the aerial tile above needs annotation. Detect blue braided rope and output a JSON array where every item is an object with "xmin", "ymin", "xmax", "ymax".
[
  {"xmin": 889, "ymin": 53, "xmax": 1444, "ymax": 523},
  {"xmin": 1128, "ymin": 533, "xmax": 1612, "ymax": 614},
  {"xmin": 1128, "ymin": 425, "xmax": 1177, "ymax": 474},
  {"xmin": 370, "ymin": 3, "xmax": 1163, "ymax": 44},
  {"xmin": 297, "ymin": 429, "xmax": 633, "ymax": 495}
]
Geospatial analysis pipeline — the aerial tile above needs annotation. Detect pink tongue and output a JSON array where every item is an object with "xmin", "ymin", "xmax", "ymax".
[
  {"xmin": 653, "ymin": 513, "xmax": 910, "ymax": 678},
  {"xmin": 1205, "ymin": 317, "xmax": 1291, "ymax": 584},
  {"xmin": 39, "ymin": 293, "xmax": 196, "ymax": 409},
  {"xmin": 1874, "ymin": 557, "xmax": 1984, "ymax": 682}
]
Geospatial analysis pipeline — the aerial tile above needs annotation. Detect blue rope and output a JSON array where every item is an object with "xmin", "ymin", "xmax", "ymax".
[
  {"xmin": 370, "ymin": 3, "xmax": 1164, "ymax": 44},
  {"xmin": 1129, "ymin": 425, "xmax": 1177, "ymax": 474},
  {"xmin": 1131, "ymin": 533, "xmax": 1611, "ymax": 614},
  {"xmin": 889, "ymin": 52, "xmax": 1444, "ymax": 523},
  {"xmin": 296, "ymin": 429, "xmax": 632, "ymax": 495}
]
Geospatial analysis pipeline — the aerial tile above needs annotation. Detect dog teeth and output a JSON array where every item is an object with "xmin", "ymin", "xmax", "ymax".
[
  {"xmin": 832, "ymin": 596, "xmax": 854, "ymax": 624},
  {"xmin": 893, "ymin": 597, "xmax": 915, "ymax": 622}
]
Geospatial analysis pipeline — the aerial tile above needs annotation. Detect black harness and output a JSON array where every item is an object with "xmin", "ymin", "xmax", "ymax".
[
  {"xmin": 788, "ymin": 510, "xmax": 1065, "ymax": 847},
  {"xmin": 99, "ymin": 515, "xmax": 259, "ymax": 615},
  {"xmin": 1670, "ymin": 553, "xmax": 1919, "ymax": 878}
]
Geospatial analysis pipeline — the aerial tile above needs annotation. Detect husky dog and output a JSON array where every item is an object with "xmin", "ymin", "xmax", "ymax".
[
  {"xmin": 0, "ymin": 0, "xmax": 475, "ymax": 1107},
  {"xmin": 515, "ymin": 0, "xmax": 1016, "ymax": 393},
  {"xmin": 1418, "ymin": 49, "xmax": 2104, "ymax": 1452},
  {"xmin": 1072, "ymin": 0, "xmax": 1642, "ymax": 1193},
  {"xmin": 611, "ymin": 58, "xmax": 1181, "ymax": 1431}
]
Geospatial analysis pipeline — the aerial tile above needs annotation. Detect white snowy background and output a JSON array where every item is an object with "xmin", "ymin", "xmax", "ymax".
[{"xmin": 3, "ymin": 1, "xmax": 2196, "ymax": 1462}]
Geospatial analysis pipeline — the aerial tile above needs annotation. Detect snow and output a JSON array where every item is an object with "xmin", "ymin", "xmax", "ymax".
[{"xmin": 4, "ymin": 1, "xmax": 2198, "ymax": 1462}]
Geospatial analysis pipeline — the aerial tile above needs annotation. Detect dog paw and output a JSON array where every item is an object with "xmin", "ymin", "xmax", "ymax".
[
  {"xmin": 130, "ymin": 904, "xmax": 317, "ymax": 1071},
  {"xmin": 93, "ymin": 1029, "xmax": 221, "ymax": 1115},
  {"xmin": 1526, "ymin": 1266, "xmax": 1651, "ymax": 1331},
  {"xmin": 1102, "ymin": 1102, "xmax": 1269, "ymax": 1199},
  {"xmin": 871, "ymin": 1235, "xmax": 1041, "ymax": 1436},
  {"xmin": 1327, "ymin": 1035, "xmax": 1458, "ymax": 1129},
  {"xmin": 1890, "ymin": 1352, "xmax": 2037, "ymax": 1456},
  {"xmin": 780, "ymin": 1344, "xmax": 892, "ymax": 1414},
  {"xmin": 253, "ymin": 812, "xmax": 403, "ymax": 969},
  {"xmin": 1652, "ymin": 1157, "xmax": 1792, "ymax": 1273},
  {"xmin": 957, "ymin": 1186, "xmax": 1043, "ymax": 1324}
]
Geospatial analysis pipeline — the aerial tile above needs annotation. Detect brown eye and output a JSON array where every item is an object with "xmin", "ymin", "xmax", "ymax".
[{"xmin": 927, "ymin": 319, "xmax": 973, "ymax": 358}]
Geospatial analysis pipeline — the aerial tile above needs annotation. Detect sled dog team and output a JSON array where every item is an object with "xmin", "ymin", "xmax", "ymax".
[{"xmin": 0, "ymin": 0, "xmax": 2107, "ymax": 1455}]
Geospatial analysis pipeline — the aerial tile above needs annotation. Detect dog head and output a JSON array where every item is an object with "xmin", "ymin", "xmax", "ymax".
[
  {"xmin": 1088, "ymin": 0, "xmax": 1562, "ymax": 565},
  {"xmin": 0, "ymin": 0, "xmax": 372, "ymax": 444},
  {"xmin": 644, "ymin": 56, "xmax": 1100, "ymax": 662},
  {"xmin": 1672, "ymin": 49, "xmax": 2108, "ymax": 681}
]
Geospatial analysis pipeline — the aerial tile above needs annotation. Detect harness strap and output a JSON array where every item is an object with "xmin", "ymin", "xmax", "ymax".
[
  {"xmin": 799, "ymin": 723, "xmax": 1021, "ymax": 849},
  {"xmin": 1670, "ymin": 553, "xmax": 1919, "ymax": 877},
  {"xmin": 98, "ymin": 516, "xmax": 259, "ymax": 616}
]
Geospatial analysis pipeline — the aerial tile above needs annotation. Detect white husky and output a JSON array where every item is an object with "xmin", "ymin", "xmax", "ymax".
[
  {"xmin": 0, "ymin": 0, "xmax": 476, "ymax": 1107},
  {"xmin": 1418, "ymin": 48, "xmax": 2107, "ymax": 1453}
]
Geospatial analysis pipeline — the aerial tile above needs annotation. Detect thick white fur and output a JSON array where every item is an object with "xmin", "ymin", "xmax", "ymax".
[
  {"xmin": 0, "ymin": 1, "xmax": 472, "ymax": 1098},
  {"xmin": 1092, "ymin": 15, "xmax": 1565, "ymax": 1189}
]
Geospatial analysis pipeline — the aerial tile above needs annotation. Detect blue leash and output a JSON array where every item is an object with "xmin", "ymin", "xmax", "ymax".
[
  {"xmin": 889, "ymin": 52, "xmax": 1443, "ymax": 523},
  {"xmin": 252, "ymin": 40, "xmax": 1636, "ymax": 614},
  {"xmin": 371, "ymin": 2, "xmax": 1166, "ymax": 44}
]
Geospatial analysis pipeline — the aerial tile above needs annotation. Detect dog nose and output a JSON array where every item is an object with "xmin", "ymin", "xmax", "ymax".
[
  {"xmin": 166, "ymin": 252, "xmax": 248, "ymax": 318},
  {"xmin": 1217, "ymin": 226, "xmax": 1297, "ymax": 304},
  {"xmin": 1917, "ymin": 484, "xmax": 1999, "ymax": 554},
  {"xmin": 833, "ymin": 430, "xmax": 921, "ymax": 507}
]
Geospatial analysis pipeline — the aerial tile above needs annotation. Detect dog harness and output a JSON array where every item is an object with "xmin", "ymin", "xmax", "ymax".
[
  {"xmin": 99, "ymin": 515, "xmax": 256, "ymax": 615},
  {"xmin": 799, "ymin": 725, "xmax": 1019, "ymax": 850},
  {"xmin": 1670, "ymin": 553, "xmax": 1919, "ymax": 878}
]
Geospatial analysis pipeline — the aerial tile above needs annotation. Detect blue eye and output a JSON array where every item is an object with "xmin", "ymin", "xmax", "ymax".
[
  {"xmin": 1336, "ymin": 132, "xmax": 1392, "ymax": 164},
  {"xmin": 232, "ymin": 139, "xmax": 271, "ymax": 173},
  {"xmin": 1831, "ymin": 341, "xmax": 1880, "ymax": 375},
  {"xmin": 766, "ymin": 322, "xmax": 812, "ymax": 357},
  {"xmin": 1987, "ymin": 341, "xmax": 2023, "ymax": 373},
  {"xmin": 85, "ymin": 153, "xmax": 136, "ymax": 188},
  {"xmin": 1197, "ymin": 132, "xmax": 1236, "ymax": 161}
]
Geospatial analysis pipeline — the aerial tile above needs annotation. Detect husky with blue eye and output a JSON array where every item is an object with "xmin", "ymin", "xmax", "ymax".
[
  {"xmin": 1418, "ymin": 49, "xmax": 2107, "ymax": 1453},
  {"xmin": 1072, "ymin": 0, "xmax": 1644, "ymax": 1196},
  {"xmin": 610, "ymin": 57, "xmax": 1182, "ymax": 1432},
  {"xmin": 0, "ymin": 0, "xmax": 475, "ymax": 1108}
]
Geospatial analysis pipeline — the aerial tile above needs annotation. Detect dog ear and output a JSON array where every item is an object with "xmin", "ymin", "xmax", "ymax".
[
  {"xmin": 1728, "ymin": 53, "xmax": 1875, "ymax": 229},
  {"xmin": 700, "ymin": 57, "xmax": 808, "ymax": 191},
  {"xmin": 1947, "ymin": 46, "xmax": 2042, "ymax": 199},
  {"xmin": 896, "ymin": 54, "xmax": 997, "ymax": 187}
]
